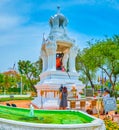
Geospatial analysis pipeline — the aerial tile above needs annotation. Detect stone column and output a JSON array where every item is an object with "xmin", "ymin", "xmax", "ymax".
[
  {"xmin": 62, "ymin": 52, "xmax": 69, "ymax": 70},
  {"xmin": 41, "ymin": 50, "xmax": 47, "ymax": 72},
  {"xmin": 69, "ymin": 46, "xmax": 78, "ymax": 72},
  {"xmin": 46, "ymin": 40, "xmax": 57, "ymax": 71}
]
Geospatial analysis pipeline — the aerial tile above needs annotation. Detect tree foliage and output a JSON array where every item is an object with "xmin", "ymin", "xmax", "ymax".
[
  {"xmin": 90, "ymin": 36, "xmax": 119, "ymax": 90},
  {"xmin": 76, "ymin": 49, "xmax": 96, "ymax": 89},
  {"xmin": 76, "ymin": 35, "xmax": 119, "ymax": 91},
  {"xmin": 18, "ymin": 59, "xmax": 42, "ymax": 92}
]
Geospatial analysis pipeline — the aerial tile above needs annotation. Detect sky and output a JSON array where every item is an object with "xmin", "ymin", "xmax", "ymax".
[{"xmin": 0, "ymin": 0, "xmax": 119, "ymax": 72}]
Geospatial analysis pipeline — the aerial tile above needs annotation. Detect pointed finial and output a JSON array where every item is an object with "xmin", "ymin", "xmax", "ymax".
[{"xmin": 57, "ymin": 6, "xmax": 60, "ymax": 14}]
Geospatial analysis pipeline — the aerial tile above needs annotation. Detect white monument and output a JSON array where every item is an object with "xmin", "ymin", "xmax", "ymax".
[{"xmin": 32, "ymin": 7, "xmax": 84, "ymax": 108}]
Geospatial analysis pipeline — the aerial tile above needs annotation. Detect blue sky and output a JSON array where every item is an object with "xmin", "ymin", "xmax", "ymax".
[{"xmin": 0, "ymin": 0, "xmax": 119, "ymax": 72}]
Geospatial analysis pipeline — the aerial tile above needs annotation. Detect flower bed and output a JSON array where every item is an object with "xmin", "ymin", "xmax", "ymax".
[{"xmin": 104, "ymin": 119, "xmax": 119, "ymax": 130}]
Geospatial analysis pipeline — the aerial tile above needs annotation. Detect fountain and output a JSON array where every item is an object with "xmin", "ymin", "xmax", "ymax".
[{"xmin": 29, "ymin": 104, "xmax": 34, "ymax": 117}]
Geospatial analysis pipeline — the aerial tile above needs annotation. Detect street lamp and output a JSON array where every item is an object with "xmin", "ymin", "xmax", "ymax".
[{"xmin": 20, "ymin": 76, "xmax": 22, "ymax": 95}]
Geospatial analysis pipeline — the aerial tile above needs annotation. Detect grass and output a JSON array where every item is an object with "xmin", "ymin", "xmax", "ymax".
[
  {"xmin": 0, "ymin": 97, "xmax": 33, "ymax": 102},
  {"xmin": 0, "ymin": 105, "xmax": 94, "ymax": 124}
]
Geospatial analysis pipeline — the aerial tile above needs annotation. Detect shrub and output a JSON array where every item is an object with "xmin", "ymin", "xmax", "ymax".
[{"xmin": 104, "ymin": 119, "xmax": 119, "ymax": 130}]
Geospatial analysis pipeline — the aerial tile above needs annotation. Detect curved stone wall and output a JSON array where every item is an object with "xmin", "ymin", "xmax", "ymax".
[{"xmin": 0, "ymin": 111, "xmax": 106, "ymax": 130}]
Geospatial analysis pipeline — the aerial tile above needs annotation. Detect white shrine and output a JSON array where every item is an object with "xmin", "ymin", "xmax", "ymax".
[{"xmin": 32, "ymin": 7, "xmax": 84, "ymax": 108}]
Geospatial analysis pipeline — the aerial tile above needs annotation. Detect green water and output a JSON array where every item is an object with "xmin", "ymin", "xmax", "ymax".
[{"xmin": 0, "ymin": 105, "xmax": 94, "ymax": 124}]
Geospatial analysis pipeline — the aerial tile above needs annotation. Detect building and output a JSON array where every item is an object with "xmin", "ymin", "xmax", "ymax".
[{"xmin": 32, "ymin": 7, "xmax": 84, "ymax": 108}]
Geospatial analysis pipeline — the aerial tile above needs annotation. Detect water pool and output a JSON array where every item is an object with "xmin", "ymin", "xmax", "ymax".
[
  {"xmin": 0, "ymin": 105, "xmax": 106, "ymax": 130},
  {"xmin": 0, "ymin": 105, "xmax": 93, "ymax": 124}
]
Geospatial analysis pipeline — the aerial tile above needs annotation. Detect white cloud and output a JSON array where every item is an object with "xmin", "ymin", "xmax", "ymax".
[
  {"xmin": 0, "ymin": 0, "xmax": 11, "ymax": 4},
  {"xmin": 0, "ymin": 15, "xmax": 26, "ymax": 31},
  {"xmin": 0, "ymin": 22, "xmax": 49, "ymax": 46},
  {"xmin": 0, "ymin": 20, "xmax": 50, "ymax": 72}
]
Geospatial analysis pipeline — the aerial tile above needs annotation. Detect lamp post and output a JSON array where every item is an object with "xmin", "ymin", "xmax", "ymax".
[{"xmin": 20, "ymin": 76, "xmax": 22, "ymax": 95}]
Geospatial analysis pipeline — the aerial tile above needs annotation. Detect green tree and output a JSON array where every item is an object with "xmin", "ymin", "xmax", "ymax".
[
  {"xmin": 76, "ymin": 49, "xmax": 96, "ymax": 89},
  {"xmin": 4, "ymin": 75, "xmax": 11, "ymax": 92},
  {"xmin": 18, "ymin": 60, "xmax": 42, "ymax": 92},
  {"xmin": 85, "ymin": 35, "xmax": 119, "ymax": 90},
  {"xmin": 0, "ymin": 73, "xmax": 5, "ymax": 93}
]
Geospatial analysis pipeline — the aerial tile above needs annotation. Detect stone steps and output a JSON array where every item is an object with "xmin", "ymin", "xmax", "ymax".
[{"xmin": 32, "ymin": 97, "xmax": 59, "ymax": 109}]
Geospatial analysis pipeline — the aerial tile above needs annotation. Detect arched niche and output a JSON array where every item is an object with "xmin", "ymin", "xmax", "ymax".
[{"xmin": 56, "ymin": 41, "xmax": 72, "ymax": 71}]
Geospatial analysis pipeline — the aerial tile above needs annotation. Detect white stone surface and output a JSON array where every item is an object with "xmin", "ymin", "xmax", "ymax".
[{"xmin": 37, "ymin": 70, "xmax": 84, "ymax": 88}]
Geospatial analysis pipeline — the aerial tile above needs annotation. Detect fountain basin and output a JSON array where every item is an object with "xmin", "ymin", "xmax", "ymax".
[{"xmin": 0, "ymin": 105, "xmax": 105, "ymax": 130}]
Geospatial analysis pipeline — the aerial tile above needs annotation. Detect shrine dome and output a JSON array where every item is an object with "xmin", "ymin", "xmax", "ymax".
[{"xmin": 49, "ymin": 7, "xmax": 68, "ymax": 28}]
